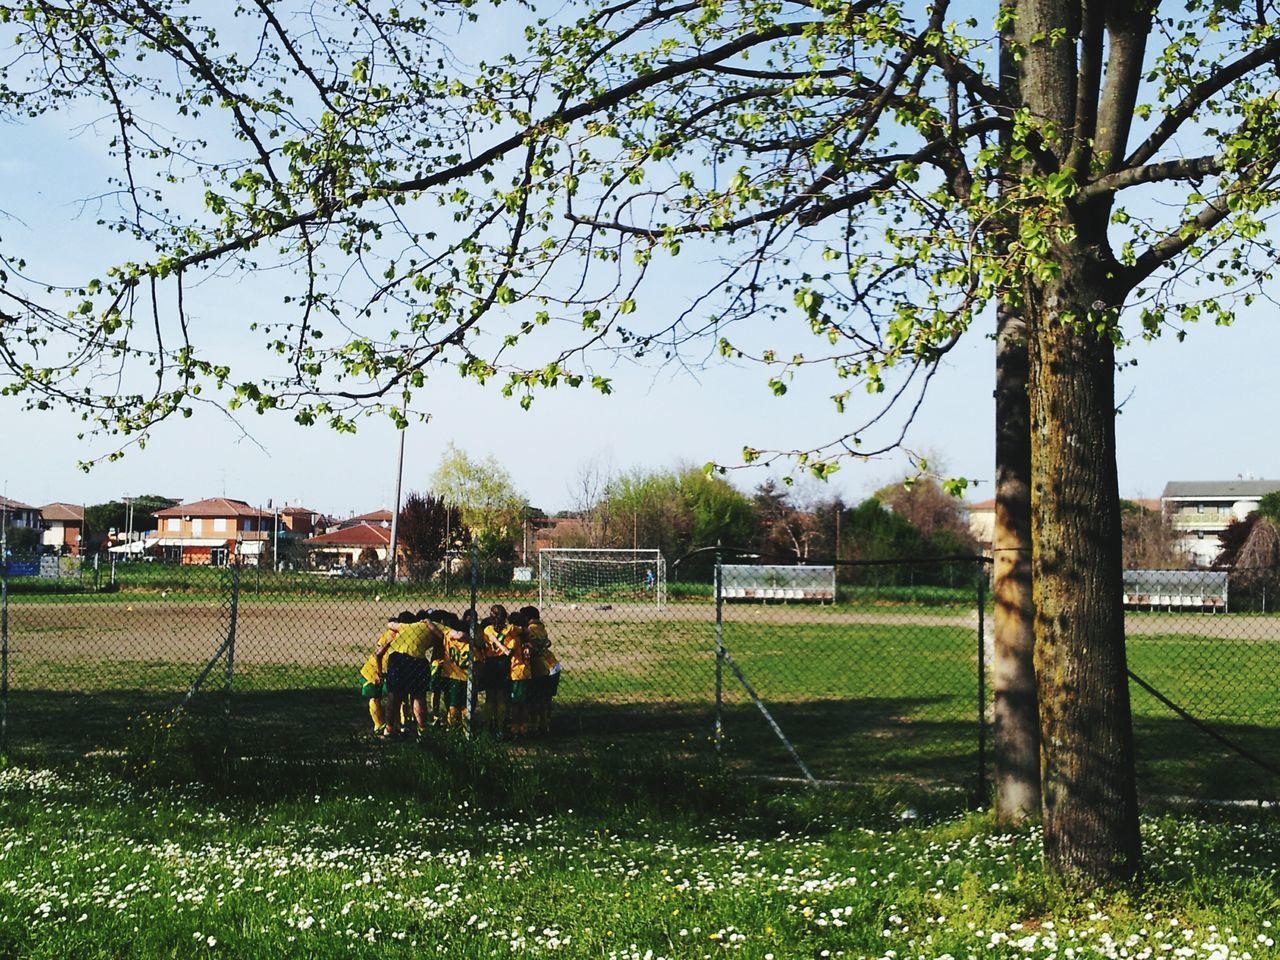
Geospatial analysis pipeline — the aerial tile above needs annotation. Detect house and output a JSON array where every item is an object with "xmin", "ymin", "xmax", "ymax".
[
  {"xmin": 338, "ymin": 508, "xmax": 393, "ymax": 529},
  {"xmin": 965, "ymin": 498, "xmax": 996, "ymax": 555},
  {"xmin": 149, "ymin": 497, "xmax": 275, "ymax": 566},
  {"xmin": 1161, "ymin": 479, "xmax": 1280, "ymax": 566},
  {"xmin": 40, "ymin": 502, "xmax": 85, "ymax": 556},
  {"xmin": 303, "ymin": 522, "xmax": 392, "ymax": 570},
  {"xmin": 0, "ymin": 495, "xmax": 42, "ymax": 531},
  {"xmin": 278, "ymin": 505, "xmax": 326, "ymax": 538}
]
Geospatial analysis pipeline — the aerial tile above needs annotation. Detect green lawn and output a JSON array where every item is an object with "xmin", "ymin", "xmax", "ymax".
[
  {"xmin": 0, "ymin": 745, "xmax": 1276, "ymax": 960},
  {"xmin": 3, "ymin": 614, "xmax": 1277, "ymax": 801}
]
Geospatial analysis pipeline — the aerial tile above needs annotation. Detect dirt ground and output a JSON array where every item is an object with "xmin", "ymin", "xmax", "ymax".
[{"xmin": 5, "ymin": 597, "xmax": 1276, "ymax": 669}]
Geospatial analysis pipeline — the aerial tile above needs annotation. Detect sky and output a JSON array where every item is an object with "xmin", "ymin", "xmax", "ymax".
[
  {"xmin": 6, "ymin": 300, "xmax": 1279, "ymax": 518},
  {"xmin": 4, "ymin": 6, "xmax": 1280, "ymax": 520}
]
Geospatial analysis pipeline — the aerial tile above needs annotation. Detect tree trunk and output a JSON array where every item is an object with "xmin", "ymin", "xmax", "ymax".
[
  {"xmin": 1027, "ymin": 276, "xmax": 1141, "ymax": 883},
  {"xmin": 992, "ymin": 300, "xmax": 1041, "ymax": 822}
]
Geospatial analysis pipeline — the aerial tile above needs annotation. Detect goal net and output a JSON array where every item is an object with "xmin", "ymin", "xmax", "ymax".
[{"xmin": 539, "ymin": 548, "xmax": 667, "ymax": 608}]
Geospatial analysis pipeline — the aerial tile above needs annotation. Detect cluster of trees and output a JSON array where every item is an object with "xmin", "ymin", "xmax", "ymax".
[
  {"xmin": 553, "ymin": 465, "xmax": 979, "ymax": 581},
  {"xmin": 393, "ymin": 450, "xmax": 981, "ymax": 583},
  {"xmin": 82, "ymin": 496, "xmax": 180, "ymax": 551}
]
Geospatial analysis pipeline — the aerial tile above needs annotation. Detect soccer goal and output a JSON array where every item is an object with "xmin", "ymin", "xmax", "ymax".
[{"xmin": 539, "ymin": 548, "xmax": 667, "ymax": 608}]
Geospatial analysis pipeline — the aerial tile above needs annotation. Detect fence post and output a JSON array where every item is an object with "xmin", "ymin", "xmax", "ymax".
[
  {"xmin": 976, "ymin": 562, "xmax": 987, "ymax": 804},
  {"xmin": 1, "ymin": 559, "xmax": 8, "ymax": 752},
  {"xmin": 223, "ymin": 558, "xmax": 241, "ymax": 719},
  {"xmin": 714, "ymin": 547, "xmax": 724, "ymax": 757},
  {"xmin": 467, "ymin": 544, "xmax": 478, "ymax": 739}
]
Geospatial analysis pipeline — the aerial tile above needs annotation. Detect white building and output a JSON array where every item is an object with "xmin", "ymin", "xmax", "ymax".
[{"xmin": 1161, "ymin": 479, "xmax": 1280, "ymax": 566}]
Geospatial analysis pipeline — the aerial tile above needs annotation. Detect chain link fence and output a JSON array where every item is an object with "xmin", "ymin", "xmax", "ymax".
[{"xmin": 1, "ymin": 550, "xmax": 1277, "ymax": 802}]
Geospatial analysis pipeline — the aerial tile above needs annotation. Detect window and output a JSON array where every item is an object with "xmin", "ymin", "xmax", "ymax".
[
  {"xmin": 192, "ymin": 518, "xmax": 203, "ymax": 535},
  {"xmin": 167, "ymin": 518, "xmax": 180, "ymax": 532},
  {"xmin": 213, "ymin": 518, "xmax": 227, "ymax": 532}
]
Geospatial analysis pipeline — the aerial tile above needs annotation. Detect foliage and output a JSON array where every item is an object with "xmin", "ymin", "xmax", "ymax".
[
  {"xmin": 589, "ymin": 465, "xmax": 755, "ymax": 577},
  {"xmin": 1120, "ymin": 499, "xmax": 1186, "ymax": 570},
  {"xmin": 752, "ymin": 478, "xmax": 836, "ymax": 561},
  {"xmin": 2, "ymin": 524, "xmax": 40, "ymax": 553},
  {"xmin": 1215, "ymin": 514, "xmax": 1259, "ymax": 568},
  {"xmin": 875, "ymin": 477, "xmax": 980, "ymax": 555},
  {"xmin": 82, "ymin": 495, "xmax": 178, "ymax": 547},
  {"xmin": 1, "ymin": 0, "xmax": 1275, "ymax": 479},
  {"xmin": 355, "ymin": 546, "xmax": 383, "ymax": 577},
  {"xmin": 395, "ymin": 490, "xmax": 465, "ymax": 581},
  {"xmin": 429, "ymin": 444, "xmax": 529, "ymax": 564},
  {"xmin": 1257, "ymin": 492, "xmax": 1280, "ymax": 524}
]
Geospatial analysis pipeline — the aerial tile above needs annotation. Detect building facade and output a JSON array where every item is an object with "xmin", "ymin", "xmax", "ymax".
[
  {"xmin": 1161, "ymin": 479, "xmax": 1280, "ymax": 566},
  {"xmin": 40, "ymin": 502, "xmax": 85, "ymax": 556},
  {"xmin": 149, "ymin": 498, "xmax": 274, "ymax": 565}
]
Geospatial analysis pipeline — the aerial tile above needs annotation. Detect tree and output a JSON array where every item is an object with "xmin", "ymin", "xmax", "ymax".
[
  {"xmin": 83, "ymin": 495, "xmax": 179, "ymax": 550},
  {"xmin": 593, "ymin": 465, "xmax": 755, "ymax": 576},
  {"xmin": 567, "ymin": 454, "xmax": 617, "ymax": 548},
  {"xmin": 875, "ymin": 477, "xmax": 980, "ymax": 554},
  {"xmin": 397, "ymin": 491, "xmax": 465, "ymax": 581},
  {"xmin": 1120, "ymin": 500, "xmax": 1185, "ymax": 570},
  {"xmin": 7, "ymin": 0, "xmax": 1280, "ymax": 884},
  {"xmin": 430, "ymin": 444, "xmax": 529, "ymax": 567}
]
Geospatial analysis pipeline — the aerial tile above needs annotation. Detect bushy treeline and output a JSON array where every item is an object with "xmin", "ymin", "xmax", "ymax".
[{"xmin": 548, "ymin": 468, "xmax": 981, "ymax": 584}]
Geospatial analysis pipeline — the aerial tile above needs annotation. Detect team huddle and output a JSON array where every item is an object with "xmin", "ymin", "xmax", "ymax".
[{"xmin": 359, "ymin": 604, "xmax": 561, "ymax": 739}]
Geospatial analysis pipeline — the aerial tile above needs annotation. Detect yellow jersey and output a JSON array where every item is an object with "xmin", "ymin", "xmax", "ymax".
[
  {"xmin": 386, "ymin": 621, "xmax": 435, "ymax": 660},
  {"xmin": 484, "ymin": 622, "xmax": 518, "ymax": 657},
  {"xmin": 534, "ymin": 646, "xmax": 559, "ymax": 679},
  {"xmin": 509, "ymin": 629, "xmax": 534, "ymax": 681},
  {"xmin": 441, "ymin": 631, "xmax": 476, "ymax": 681},
  {"xmin": 361, "ymin": 627, "xmax": 397, "ymax": 683}
]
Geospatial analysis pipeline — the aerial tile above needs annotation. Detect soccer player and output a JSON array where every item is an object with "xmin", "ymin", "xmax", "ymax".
[
  {"xmin": 481, "ymin": 604, "xmax": 518, "ymax": 737},
  {"xmin": 358, "ymin": 613, "xmax": 405, "ymax": 735},
  {"xmin": 522, "ymin": 605, "xmax": 560, "ymax": 736},
  {"xmin": 377, "ymin": 610, "xmax": 440, "ymax": 738},
  {"xmin": 440, "ymin": 609, "xmax": 481, "ymax": 728},
  {"xmin": 506, "ymin": 609, "xmax": 534, "ymax": 737}
]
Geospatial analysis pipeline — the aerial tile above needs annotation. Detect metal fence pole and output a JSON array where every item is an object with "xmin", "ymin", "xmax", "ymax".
[
  {"xmin": 1, "ymin": 561, "xmax": 8, "ymax": 752},
  {"xmin": 467, "ymin": 544, "xmax": 478, "ymax": 739},
  {"xmin": 714, "ymin": 548, "xmax": 724, "ymax": 757},
  {"xmin": 223, "ymin": 560, "xmax": 240, "ymax": 719},
  {"xmin": 976, "ymin": 563, "xmax": 988, "ymax": 803}
]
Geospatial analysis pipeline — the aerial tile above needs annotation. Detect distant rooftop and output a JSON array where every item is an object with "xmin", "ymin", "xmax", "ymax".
[
  {"xmin": 40, "ymin": 502, "xmax": 84, "ymax": 522},
  {"xmin": 1162, "ymin": 480, "xmax": 1280, "ymax": 499}
]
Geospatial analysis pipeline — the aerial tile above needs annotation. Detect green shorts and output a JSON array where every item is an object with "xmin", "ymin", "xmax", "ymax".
[
  {"xmin": 429, "ymin": 662, "xmax": 448, "ymax": 694},
  {"xmin": 510, "ymin": 679, "xmax": 532, "ymax": 703},
  {"xmin": 444, "ymin": 678, "xmax": 470, "ymax": 710},
  {"xmin": 360, "ymin": 679, "xmax": 386, "ymax": 699}
]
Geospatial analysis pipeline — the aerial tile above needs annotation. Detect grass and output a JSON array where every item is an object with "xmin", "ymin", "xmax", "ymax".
[
  {"xmin": 2, "ymin": 580, "xmax": 1278, "ymax": 800},
  {"xmin": 0, "ymin": 735, "xmax": 1276, "ymax": 960}
]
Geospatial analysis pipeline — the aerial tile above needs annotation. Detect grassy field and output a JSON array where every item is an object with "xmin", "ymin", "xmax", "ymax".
[
  {"xmin": 2, "ymin": 583, "xmax": 1278, "ymax": 801},
  {"xmin": 0, "ymin": 739, "xmax": 1276, "ymax": 960}
]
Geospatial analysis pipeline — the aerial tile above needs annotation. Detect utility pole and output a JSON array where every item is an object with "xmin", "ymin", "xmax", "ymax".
[{"xmin": 387, "ymin": 399, "xmax": 408, "ymax": 585}]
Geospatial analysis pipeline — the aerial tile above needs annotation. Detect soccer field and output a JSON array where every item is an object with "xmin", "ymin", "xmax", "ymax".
[{"xmin": 3, "ymin": 595, "xmax": 1277, "ymax": 799}]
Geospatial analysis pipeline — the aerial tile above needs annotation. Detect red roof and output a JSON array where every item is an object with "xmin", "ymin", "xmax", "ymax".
[
  {"xmin": 967, "ymin": 499, "xmax": 996, "ymax": 512},
  {"xmin": 0, "ymin": 495, "xmax": 36, "ymax": 512},
  {"xmin": 40, "ymin": 502, "xmax": 84, "ymax": 522},
  {"xmin": 153, "ymin": 498, "xmax": 272, "ymax": 519},
  {"xmin": 305, "ymin": 522, "xmax": 391, "ymax": 548},
  {"xmin": 348, "ymin": 509, "xmax": 393, "ymax": 524}
]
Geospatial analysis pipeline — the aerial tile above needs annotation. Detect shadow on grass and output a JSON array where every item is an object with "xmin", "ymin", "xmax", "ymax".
[{"xmin": 4, "ymin": 686, "xmax": 1277, "ymax": 806}]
